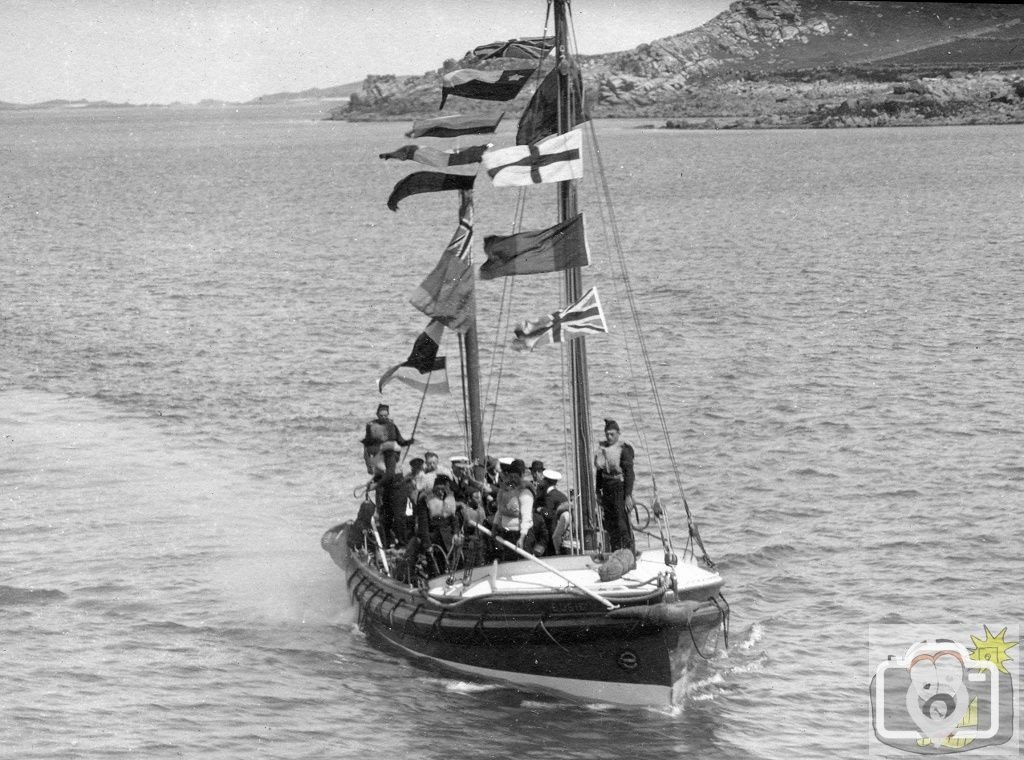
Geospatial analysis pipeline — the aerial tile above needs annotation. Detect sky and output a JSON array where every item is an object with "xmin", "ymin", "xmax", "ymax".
[{"xmin": 0, "ymin": 0, "xmax": 733, "ymax": 105}]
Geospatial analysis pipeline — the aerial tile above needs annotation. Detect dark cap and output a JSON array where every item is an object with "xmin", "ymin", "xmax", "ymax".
[
  {"xmin": 508, "ymin": 458, "xmax": 526, "ymax": 476},
  {"xmin": 604, "ymin": 418, "xmax": 619, "ymax": 431},
  {"xmin": 530, "ymin": 460, "xmax": 545, "ymax": 472},
  {"xmin": 433, "ymin": 474, "xmax": 452, "ymax": 488},
  {"xmin": 377, "ymin": 403, "xmax": 390, "ymax": 413}
]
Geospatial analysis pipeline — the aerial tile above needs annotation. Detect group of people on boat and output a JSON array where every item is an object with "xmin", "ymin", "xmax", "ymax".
[{"xmin": 356, "ymin": 403, "xmax": 636, "ymax": 580}]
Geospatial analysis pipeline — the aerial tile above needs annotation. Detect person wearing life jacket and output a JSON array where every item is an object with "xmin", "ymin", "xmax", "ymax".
[
  {"xmin": 414, "ymin": 474, "xmax": 459, "ymax": 554},
  {"xmin": 492, "ymin": 458, "xmax": 534, "ymax": 562},
  {"xmin": 594, "ymin": 418, "xmax": 635, "ymax": 552},
  {"xmin": 360, "ymin": 403, "xmax": 414, "ymax": 474}
]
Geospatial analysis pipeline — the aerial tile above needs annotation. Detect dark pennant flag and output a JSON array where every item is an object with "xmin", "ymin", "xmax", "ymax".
[{"xmin": 386, "ymin": 172, "xmax": 475, "ymax": 212}]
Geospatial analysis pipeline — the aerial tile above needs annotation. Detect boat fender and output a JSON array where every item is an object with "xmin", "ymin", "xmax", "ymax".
[
  {"xmin": 606, "ymin": 599, "xmax": 704, "ymax": 626},
  {"xmin": 596, "ymin": 548, "xmax": 637, "ymax": 582}
]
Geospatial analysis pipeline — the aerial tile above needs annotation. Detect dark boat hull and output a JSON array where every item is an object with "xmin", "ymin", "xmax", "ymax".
[{"xmin": 323, "ymin": 522, "xmax": 725, "ymax": 705}]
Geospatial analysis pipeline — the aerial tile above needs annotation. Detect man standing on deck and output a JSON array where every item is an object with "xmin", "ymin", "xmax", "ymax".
[
  {"xmin": 360, "ymin": 403, "xmax": 413, "ymax": 474},
  {"xmin": 374, "ymin": 441, "xmax": 410, "ymax": 546},
  {"xmin": 594, "ymin": 419, "xmax": 635, "ymax": 553}
]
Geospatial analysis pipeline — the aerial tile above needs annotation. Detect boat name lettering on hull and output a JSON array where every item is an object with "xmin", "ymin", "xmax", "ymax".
[{"xmin": 550, "ymin": 600, "xmax": 594, "ymax": 614}]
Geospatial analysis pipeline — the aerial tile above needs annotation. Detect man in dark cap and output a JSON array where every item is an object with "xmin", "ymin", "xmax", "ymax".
[
  {"xmin": 594, "ymin": 418, "xmax": 635, "ymax": 552},
  {"xmin": 360, "ymin": 403, "xmax": 414, "ymax": 474},
  {"xmin": 529, "ymin": 459, "xmax": 546, "ymax": 485}
]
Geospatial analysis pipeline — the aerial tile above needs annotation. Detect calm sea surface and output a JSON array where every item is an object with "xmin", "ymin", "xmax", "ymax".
[{"xmin": 2, "ymin": 105, "xmax": 1023, "ymax": 759}]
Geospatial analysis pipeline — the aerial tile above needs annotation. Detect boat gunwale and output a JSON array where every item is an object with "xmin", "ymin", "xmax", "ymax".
[{"xmin": 326, "ymin": 521, "xmax": 724, "ymax": 611}]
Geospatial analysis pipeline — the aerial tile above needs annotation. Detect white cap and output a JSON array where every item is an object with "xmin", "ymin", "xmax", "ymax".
[
  {"xmin": 450, "ymin": 455, "xmax": 469, "ymax": 465},
  {"xmin": 542, "ymin": 469, "xmax": 562, "ymax": 481}
]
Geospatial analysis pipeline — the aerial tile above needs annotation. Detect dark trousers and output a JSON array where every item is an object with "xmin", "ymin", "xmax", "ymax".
[
  {"xmin": 378, "ymin": 494, "xmax": 408, "ymax": 547},
  {"xmin": 493, "ymin": 527, "xmax": 521, "ymax": 563},
  {"xmin": 460, "ymin": 532, "xmax": 486, "ymax": 568},
  {"xmin": 600, "ymin": 482, "xmax": 634, "ymax": 552}
]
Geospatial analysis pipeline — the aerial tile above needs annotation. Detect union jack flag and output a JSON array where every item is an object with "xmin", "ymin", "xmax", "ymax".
[
  {"xmin": 512, "ymin": 287, "xmax": 608, "ymax": 352},
  {"xmin": 470, "ymin": 36, "xmax": 554, "ymax": 61}
]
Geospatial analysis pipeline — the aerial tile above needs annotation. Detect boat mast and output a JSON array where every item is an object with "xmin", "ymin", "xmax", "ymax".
[
  {"xmin": 554, "ymin": 0, "xmax": 599, "ymax": 550},
  {"xmin": 462, "ymin": 305, "xmax": 485, "ymax": 469}
]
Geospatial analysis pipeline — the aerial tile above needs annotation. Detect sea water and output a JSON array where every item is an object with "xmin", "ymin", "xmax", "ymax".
[{"xmin": 2, "ymin": 105, "xmax": 1023, "ymax": 759}]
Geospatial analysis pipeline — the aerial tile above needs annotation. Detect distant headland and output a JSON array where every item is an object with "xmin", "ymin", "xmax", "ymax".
[
  {"xmin": 336, "ymin": 0, "xmax": 1024, "ymax": 129},
  {"xmin": 5, "ymin": 1, "xmax": 1024, "ymax": 129}
]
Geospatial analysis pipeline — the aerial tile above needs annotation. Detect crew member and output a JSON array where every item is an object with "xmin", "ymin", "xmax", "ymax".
[
  {"xmin": 360, "ymin": 403, "xmax": 413, "ymax": 474},
  {"xmin": 492, "ymin": 459, "xmax": 533, "ymax": 562},
  {"xmin": 594, "ymin": 418, "xmax": 635, "ymax": 552}
]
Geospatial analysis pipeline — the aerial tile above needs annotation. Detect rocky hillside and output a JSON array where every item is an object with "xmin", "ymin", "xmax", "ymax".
[{"xmin": 335, "ymin": 0, "xmax": 1024, "ymax": 128}]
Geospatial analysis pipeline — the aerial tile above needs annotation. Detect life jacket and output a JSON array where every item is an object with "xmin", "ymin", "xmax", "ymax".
[
  {"xmin": 496, "ymin": 487, "xmax": 522, "ymax": 518},
  {"xmin": 595, "ymin": 440, "xmax": 628, "ymax": 480},
  {"xmin": 426, "ymin": 493, "xmax": 456, "ymax": 519},
  {"xmin": 366, "ymin": 420, "xmax": 391, "ymax": 445},
  {"xmin": 495, "ymin": 487, "xmax": 532, "ymax": 531}
]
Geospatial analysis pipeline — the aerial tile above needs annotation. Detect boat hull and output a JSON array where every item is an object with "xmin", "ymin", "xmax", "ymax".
[{"xmin": 323, "ymin": 522, "xmax": 725, "ymax": 706}]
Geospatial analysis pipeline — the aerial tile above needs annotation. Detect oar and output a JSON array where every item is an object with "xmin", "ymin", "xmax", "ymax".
[{"xmin": 468, "ymin": 520, "xmax": 618, "ymax": 610}]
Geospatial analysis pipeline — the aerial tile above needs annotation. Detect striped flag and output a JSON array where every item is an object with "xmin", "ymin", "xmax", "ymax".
[
  {"xmin": 512, "ymin": 287, "xmax": 608, "ymax": 352},
  {"xmin": 407, "ymin": 113, "xmax": 504, "ymax": 139},
  {"xmin": 483, "ymin": 129, "xmax": 582, "ymax": 187},
  {"xmin": 379, "ymin": 144, "xmax": 489, "ymax": 176},
  {"xmin": 470, "ymin": 37, "xmax": 554, "ymax": 61},
  {"xmin": 378, "ymin": 319, "xmax": 450, "ymax": 394},
  {"xmin": 480, "ymin": 213, "xmax": 589, "ymax": 280},
  {"xmin": 409, "ymin": 190, "xmax": 476, "ymax": 333},
  {"xmin": 440, "ymin": 68, "xmax": 534, "ymax": 108}
]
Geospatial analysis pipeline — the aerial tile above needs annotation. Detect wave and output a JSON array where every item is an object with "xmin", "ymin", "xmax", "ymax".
[
  {"xmin": 870, "ymin": 488, "xmax": 922, "ymax": 498},
  {"xmin": 0, "ymin": 584, "xmax": 67, "ymax": 606},
  {"xmin": 791, "ymin": 467, "xmax": 840, "ymax": 479},
  {"xmin": 718, "ymin": 543, "xmax": 798, "ymax": 567}
]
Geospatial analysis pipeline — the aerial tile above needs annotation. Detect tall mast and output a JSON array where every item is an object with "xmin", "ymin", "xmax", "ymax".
[
  {"xmin": 554, "ymin": 0, "xmax": 598, "ymax": 549},
  {"xmin": 463, "ymin": 309, "xmax": 485, "ymax": 469}
]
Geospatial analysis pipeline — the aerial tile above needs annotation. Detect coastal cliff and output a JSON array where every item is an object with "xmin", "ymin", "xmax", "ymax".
[{"xmin": 335, "ymin": 0, "xmax": 1024, "ymax": 128}]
